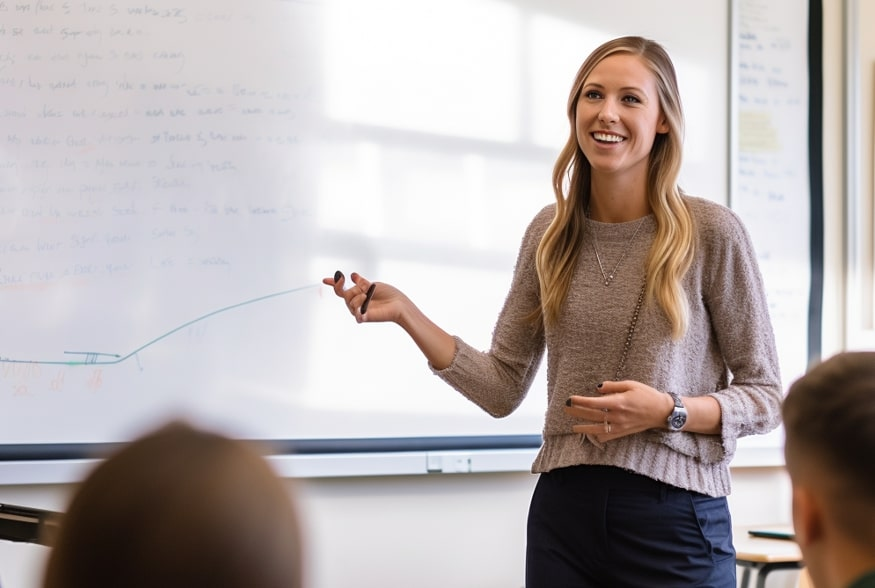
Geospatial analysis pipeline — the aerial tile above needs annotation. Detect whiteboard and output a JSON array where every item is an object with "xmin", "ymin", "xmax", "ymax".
[
  {"xmin": 730, "ymin": 0, "xmax": 814, "ymax": 455},
  {"xmin": 0, "ymin": 0, "xmax": 732, "ymax": 453}
]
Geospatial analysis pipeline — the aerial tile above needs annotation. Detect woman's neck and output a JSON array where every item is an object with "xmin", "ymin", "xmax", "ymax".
[{"xmin": 588, "ymin": 171, "xmax": 650, "ymax": 223}]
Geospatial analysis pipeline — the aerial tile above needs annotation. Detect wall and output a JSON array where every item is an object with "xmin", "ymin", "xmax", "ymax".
[
  {"xmin": 821, "ymin": 0, "xmax": 849, "ymax": 358},
  {"xmin": 0, "ymin": 1, "xmax": 850, "ymax": 588},
  {"xmin": 0, "ymin": 467, "xmax": 795, "ymax": 588},
  {"xmin": 845, "ymin": 0, "xmax": 875, "ymax": 349}
]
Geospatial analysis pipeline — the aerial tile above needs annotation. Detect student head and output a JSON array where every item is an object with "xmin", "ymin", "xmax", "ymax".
[
  {"xmin": 783, "ymin": 351, "xmax": 875, "ymax": 588},
  {"xmin": 42, "ymin": 420, "xmax": 304, "ymax": 588}
]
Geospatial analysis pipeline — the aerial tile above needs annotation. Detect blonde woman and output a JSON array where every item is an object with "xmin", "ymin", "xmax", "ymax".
[{"xmin": 325, "ymin": 36, "xmax": 781, "ymax": 587}]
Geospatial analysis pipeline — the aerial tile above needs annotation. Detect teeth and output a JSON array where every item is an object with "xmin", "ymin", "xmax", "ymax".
[{"xmin": 593, "ymin": 132, "xmax": 624, "ymax": 143}]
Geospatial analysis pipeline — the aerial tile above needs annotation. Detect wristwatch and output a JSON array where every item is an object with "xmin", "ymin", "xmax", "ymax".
[{"xmin": 666, "ymin": 392, "xmax": 687, "ymax": 431}]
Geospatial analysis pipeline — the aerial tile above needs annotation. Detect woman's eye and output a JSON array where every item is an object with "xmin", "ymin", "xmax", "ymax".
[
  {"xmin": 622, "ymin": 95, "xmax": 642, "ymax": 104},
  {"xmin": 584, "ymin": 90, "xmax": 602, "ymax": 100}
]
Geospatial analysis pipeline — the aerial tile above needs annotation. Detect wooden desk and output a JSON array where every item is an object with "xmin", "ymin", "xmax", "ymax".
[{"xmin": 734, "ymin": 526, "xmax": 803, "ymax": 588}]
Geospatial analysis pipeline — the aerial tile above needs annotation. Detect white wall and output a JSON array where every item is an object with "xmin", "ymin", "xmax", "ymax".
[
  {"xmin": 0, "ymin": 1, "xmax": 850, "ymax": 587},
  {"xmin": 0, "ymin": 467, "xmax": 795, "ymax": 588},
  {"xmin": 822, "ymin": 0, "xmax": 849, "ymax": 359},
  {"xmin": 844, "ymin": 0, "xmax": 875, "ymax": 349}
]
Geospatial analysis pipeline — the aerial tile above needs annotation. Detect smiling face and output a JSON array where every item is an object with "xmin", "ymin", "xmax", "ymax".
[{"xmin": 575, "ymin": 52, "xmax": 669, "ymax": 184}]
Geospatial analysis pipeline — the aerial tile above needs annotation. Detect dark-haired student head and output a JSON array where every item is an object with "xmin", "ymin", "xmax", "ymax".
[
  {"xmin": 783, "ymin": 351, "xmax": 875, "ymax": 588},
  {"xmin": 42, "ymin": 420, "xmax": 304, "ymax": 588}
]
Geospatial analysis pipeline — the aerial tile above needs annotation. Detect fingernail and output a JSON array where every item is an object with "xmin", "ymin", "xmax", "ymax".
[
  {"xmin": 565, "ymin": 398, "xmax": 572, "ymax": 407},
  {"xmin": 596, "ymin": 382, "xmax": 603, "ymax": 388},
  {"xmin": 334, "ymin": 270, "xmax": 343, "ymax": 282}
]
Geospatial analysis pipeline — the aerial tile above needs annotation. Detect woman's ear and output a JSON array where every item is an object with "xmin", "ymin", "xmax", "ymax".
[{"xmin": 657, "ymin": 115, "xmax": 670, "ymax": 135}]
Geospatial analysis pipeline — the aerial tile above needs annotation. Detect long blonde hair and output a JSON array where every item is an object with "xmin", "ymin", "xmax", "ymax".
[{"xmin": 535, "ymin": 36, "xmax": 694, "ymax": 339}]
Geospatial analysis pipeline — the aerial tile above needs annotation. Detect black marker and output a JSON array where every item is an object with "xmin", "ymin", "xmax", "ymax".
[{"xmin": 360, "ymin": 283, "xmax": 376, "ymax": 314}]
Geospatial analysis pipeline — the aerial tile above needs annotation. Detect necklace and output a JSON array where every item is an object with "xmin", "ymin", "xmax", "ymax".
[
  {"xmin": 588, "ymin": 216, "xmax": 646, "ymax": 286},
  {"xmin": 614, "ymin": 282, "xmax": 646, "ymax": 380}
]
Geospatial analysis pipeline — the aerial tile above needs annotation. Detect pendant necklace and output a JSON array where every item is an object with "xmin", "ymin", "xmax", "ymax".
[{"xmin": 588, "ymin": 216, "xmax": 646, "ymax": 287}]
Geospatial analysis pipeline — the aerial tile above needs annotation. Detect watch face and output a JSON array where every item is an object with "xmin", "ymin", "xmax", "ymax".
[{"xmin": 670, "ymin": 413, "xmax": 687, "ymax": 430}]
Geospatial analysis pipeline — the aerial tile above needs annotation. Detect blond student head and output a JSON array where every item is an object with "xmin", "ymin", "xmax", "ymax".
[
  {"xmin": 42, "ymin": 420, "xmax": 304, "ymax": 588},
  {"xmin": 783, "ymin": 351, "xmax": 875, "ymax": 588}
]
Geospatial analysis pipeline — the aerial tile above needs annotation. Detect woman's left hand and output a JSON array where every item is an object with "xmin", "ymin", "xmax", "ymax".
[{"xmin": 563, "ymin": 380, "xmax": 673, "ymax": 442}]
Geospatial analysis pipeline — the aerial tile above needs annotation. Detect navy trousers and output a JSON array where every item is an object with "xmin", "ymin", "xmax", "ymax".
[{"xmin": 525, "ymin": 465, "xmax": 736, "ymax": 588}]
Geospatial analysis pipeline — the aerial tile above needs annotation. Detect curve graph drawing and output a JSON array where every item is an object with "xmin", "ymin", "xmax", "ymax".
[{"xmin": 1, "ymin": 284, "xmax": 320, "ymax": 367}]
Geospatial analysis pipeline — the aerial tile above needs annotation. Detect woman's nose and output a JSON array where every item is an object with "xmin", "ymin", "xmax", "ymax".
[{"xmin": 598, "ymin": 101, "xmax": 618, "ymax": 123}]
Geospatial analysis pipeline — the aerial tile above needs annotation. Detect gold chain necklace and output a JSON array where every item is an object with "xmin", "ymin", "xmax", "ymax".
[
  {"xmin": 614, "ymin": 282, "xmax": 646, "ymax": 380},
  {"xmin": 588, "ymin": 216, "xmax": 646, "ymax": 287}
]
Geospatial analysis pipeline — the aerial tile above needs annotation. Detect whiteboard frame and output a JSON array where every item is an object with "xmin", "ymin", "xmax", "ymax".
[{"xmin": 0, "ymin": 443, "xmax": 784, "ymax": 485}]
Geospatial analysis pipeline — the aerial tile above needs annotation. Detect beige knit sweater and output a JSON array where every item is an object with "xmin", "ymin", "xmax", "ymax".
[{"xmin": 434, "ymin": 196, "xmax": 782, "ymax": 497}]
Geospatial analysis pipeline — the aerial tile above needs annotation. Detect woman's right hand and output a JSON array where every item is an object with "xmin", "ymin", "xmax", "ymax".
[
  {"xmin": 322, "ymin": 270, "xmax": 457, "ymax": 369},
  {"xmin": 322, "ymin": 270, "xmax": 403, "ymax": 324}
]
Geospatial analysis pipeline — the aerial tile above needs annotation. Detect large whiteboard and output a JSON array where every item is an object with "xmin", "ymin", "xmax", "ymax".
[
  {"xmin": 730, "ymin": 0, "xmax": 815, "ymax": 454},
  {"xmin": 2, "ymin": 0, "xmax": 736, "ymax": 453}
]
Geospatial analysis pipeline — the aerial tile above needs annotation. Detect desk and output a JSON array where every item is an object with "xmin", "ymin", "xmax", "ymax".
[{"xmin": 734, "ymin": 526, "xmax": 803, "ymax": 588}]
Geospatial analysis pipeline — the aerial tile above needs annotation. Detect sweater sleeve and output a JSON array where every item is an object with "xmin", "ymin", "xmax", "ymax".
[
  {"xmin": 429, "ymin": 206, "xmax": 550, "ymax": 418},
  {"xmin": 697, "ymin": 201, "xmax": 783, "ymax": 455}
]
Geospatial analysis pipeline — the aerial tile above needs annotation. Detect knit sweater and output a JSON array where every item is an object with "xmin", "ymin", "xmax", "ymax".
[{"xmin": 433, "ymin": 196, "xmax": 782, "ymax": 497}]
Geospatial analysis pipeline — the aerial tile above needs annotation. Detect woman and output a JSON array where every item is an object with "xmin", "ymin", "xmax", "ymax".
[
  {"xmin": 42, "ymin": 421, "xmax": 304, "ymax": 588},
  {"xmin": 325, "ymin": 36, "xmax": 782, "ymax": 587}
]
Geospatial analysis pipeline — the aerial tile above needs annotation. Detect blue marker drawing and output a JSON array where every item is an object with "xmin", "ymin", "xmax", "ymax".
[{"xmin": 1, "ymin": 284, "xmax": 320, "ymax": 366}]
